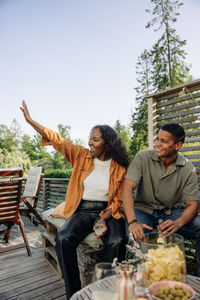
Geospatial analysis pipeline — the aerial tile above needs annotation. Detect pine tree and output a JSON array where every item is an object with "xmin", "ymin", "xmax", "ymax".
[
  {"xmin": 130, "ymin": 0, "xmax": 192, "ymax": 157},
  {"xmin": 114, "ymin": 120, "xmax": 131, "ymax": 153},
  {"xmin": 130, "ymin": 50, "xmax": 152, "ymax": 156},
  {"xmin": 146, "ymin": 0, "xmax": 191, "ymax": 90}
]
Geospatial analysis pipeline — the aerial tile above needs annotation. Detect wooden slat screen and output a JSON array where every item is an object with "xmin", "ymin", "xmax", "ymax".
[{"xmin": 148, "ymin": 79, "xmax": 200, "ymax": 192}]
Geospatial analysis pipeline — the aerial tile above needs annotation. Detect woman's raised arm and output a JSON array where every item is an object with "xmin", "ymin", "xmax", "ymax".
[{"xmin": 20, "ymin": 100, "xmax": 48, "ymax": 140}]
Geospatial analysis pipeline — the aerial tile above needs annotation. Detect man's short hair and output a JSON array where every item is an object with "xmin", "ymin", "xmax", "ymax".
[{"xmin": 161, "ymin": 123, "xmax": 185, "ymax": 144}]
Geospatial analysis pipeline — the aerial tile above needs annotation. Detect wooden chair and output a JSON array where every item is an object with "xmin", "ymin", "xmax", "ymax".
[
  {"xmin": 20, "ymin": 167, "xmax": 46, "ymax": 228},
  {"xmin": 0, "ymin": 168, "xmax": 31, "ymax": 256}
]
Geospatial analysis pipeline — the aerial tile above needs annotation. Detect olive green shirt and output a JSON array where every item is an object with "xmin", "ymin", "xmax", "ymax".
[{"xmin": 126, "ymin": 150, "xmax": 199, "ymax": 214}]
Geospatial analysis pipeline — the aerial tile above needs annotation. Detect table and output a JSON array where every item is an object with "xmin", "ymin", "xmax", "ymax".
[{"xmin": 70, "ymin": 275, "xmax": 200, "ymax": 300}]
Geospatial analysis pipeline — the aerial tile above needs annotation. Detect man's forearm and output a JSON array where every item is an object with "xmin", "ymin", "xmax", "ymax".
[
  {"xmin": 122, "ymin": 179, "xmax": 153, "ymax": 239},
  {"xmin": 123, "ymin": 194, "xmax": 136, "ymax": 223},
  {"xmin": 122, "ymin": 180, "xmax": 137, "ymax": 223},
  {"xmin": 176, "ymin": 201, "xmax": 199, "ymax": 228}
]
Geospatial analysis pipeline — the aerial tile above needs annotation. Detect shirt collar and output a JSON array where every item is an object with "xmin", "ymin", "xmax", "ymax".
[{"xmin": 150, "ymin": 150, "xmax": 186, "ymax": 166}]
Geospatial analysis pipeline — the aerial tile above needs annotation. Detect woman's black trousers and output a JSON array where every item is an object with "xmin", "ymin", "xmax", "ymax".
[{"xmin": 55, "ymin": 200, "xmax": 126, "ymax": 299}]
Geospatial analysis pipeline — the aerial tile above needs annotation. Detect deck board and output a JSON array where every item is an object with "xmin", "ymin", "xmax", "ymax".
[{"xmin": 0, "ymin": 216, "xmax": 66, "ymax": 300}]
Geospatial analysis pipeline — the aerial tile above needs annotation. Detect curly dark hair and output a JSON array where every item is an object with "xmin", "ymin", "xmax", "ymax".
[{"xmin": 91, "ymin": 125, "xmax": 129, "ymax": 168}]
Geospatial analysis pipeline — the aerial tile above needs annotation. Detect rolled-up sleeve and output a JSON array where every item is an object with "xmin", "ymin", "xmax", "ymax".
[
  {"xmin": 182, "ymin": 166, "xmax": 199, "ymax": 201},
  {"xmin": 41, "ymin": 128, "xmax": 83, "ymax": 166}
]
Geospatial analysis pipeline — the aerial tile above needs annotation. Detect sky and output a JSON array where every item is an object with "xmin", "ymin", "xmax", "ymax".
[{"xmin": 0, "ymin": 0, "xmax": 200, "ymax": 145}]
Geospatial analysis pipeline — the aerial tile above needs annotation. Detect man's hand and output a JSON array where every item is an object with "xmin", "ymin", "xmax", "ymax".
[
  {"xmin": 158, "ymin": 219, "xmax": 182, "ymax": 237},
  {"xmin": 129, "ymin": 222, "xmax": 153, "ymax": 241},
  {"xmin": 158, "ymin": 201, "xmax": 199, "ymax": 237}
]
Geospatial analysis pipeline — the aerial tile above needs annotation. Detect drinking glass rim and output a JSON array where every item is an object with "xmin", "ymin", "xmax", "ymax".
[
  {"xmin": 95, "ymin": 262, "xmax": 114, "ymax": 268},
  {"xmin": 138, "ymin": 232, "xmax": 184, "ymax": 246}
]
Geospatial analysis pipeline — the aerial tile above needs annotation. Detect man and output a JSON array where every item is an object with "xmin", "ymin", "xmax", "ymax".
[{"xmin": 122, "ymin": 123, "xmax": 200, "ymax": 276}]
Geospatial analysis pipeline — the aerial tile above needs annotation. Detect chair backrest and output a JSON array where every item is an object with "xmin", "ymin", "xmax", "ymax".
[
  {"xmin": 0, "ymin": 168, "xmax": 23, "ymax": 224},
  {"xmin": 23, "ymin": 167, "xmax": 43, "ymax": 198}
]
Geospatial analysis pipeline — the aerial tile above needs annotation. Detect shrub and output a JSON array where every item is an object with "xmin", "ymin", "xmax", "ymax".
[{"xmin": 44, "ymin": 169, "xmax": 72, "ymax": 178}]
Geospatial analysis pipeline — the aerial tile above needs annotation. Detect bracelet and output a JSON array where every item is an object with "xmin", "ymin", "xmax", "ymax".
[{"xmin": 128, "ymin": 219, "xmax": 139, "ymax": 226}]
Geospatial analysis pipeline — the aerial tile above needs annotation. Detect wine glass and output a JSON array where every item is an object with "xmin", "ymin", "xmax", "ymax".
[{"xmin": 92, "ymin": 262, "xmax": 116, "ymax": 282}]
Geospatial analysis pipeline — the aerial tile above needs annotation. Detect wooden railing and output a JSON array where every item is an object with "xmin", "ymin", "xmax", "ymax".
[{"xmin": 22, "ymin": 178, "xmax": 69, "ymax": 213}]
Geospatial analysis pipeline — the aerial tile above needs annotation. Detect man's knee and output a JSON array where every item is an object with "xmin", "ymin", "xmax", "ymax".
[
  {"xmin": 188, "ymin": 215, "xmax": 200, "ymax": 237},
  {"xmin": 192, "ymin": 214, "xmax": 200, "ymax": 227}
]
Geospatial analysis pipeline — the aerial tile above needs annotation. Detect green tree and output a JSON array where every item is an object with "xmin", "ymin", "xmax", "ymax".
[
  {"xmin": 130, "ymin": 0, "xmax": 192, "ymax": 157},
  {"xmin": 21, "ymin": 133, "xmax": 53, "ymax": 169},
  {"xmin": 0, "ymin": 119, "xmax": 22, "ymax": 151},
  {"xmin": 0, "ymin": 120, "xmax": 33, "ymax": 174},
  {"xmin": 146, "ymin": 0, "xmax": 191, "ymax": 90},
  {"xmin": 57, "ymin": 124, "xmax": 71, "ymax": 139},
  {"xmin": 114, "ymin": 120, "xmax": 131, "ymax": 153},
  {"xmin": 130, "ymin": 49, "xmax": 152, "ymax": 156},
  {"xmin": 50, "ymin": 124, "xmax": 72, "ymax": 170},
  {"xmin": 0, "ymin": 148, "xmax": 32, "ymax": 175}
]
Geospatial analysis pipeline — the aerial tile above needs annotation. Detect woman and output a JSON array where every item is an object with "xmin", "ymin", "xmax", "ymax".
[{"xmin": 20, "ymin": 100, "xmax": 129, "ymax": 299}]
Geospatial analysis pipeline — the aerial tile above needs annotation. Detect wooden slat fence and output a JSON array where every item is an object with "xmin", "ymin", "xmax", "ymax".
[
  {"xmin": 147, "ymin": 79, "xmax": 200, "ymax": 275},
  {"xmin": 147, "ymin": 79, "xmax": 200, "ymax": 189},
  {"xmin": 43, "ymin": 178, "xmax": 69, "ymax": 210},
  {"xmin": 22, "ymin": 178, "xmax": 69, "ymax": 213}
]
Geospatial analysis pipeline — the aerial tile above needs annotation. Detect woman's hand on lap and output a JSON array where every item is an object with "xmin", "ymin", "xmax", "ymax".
[{"xmin": 93, "ymin": 218, "xmax": 107, "ymax": 238}]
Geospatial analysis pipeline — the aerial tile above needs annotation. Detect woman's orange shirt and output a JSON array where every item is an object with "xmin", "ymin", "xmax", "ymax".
[{"xmin": 42, "ymin": 128, "xmax": 127, "ymax": 219}]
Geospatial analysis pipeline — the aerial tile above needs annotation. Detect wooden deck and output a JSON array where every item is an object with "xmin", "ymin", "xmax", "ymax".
[{"xmin": 0, "ymin": 216, "xmax": 66, "ymax": 300}]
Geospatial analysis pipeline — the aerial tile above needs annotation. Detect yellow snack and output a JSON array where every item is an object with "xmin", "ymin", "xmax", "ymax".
[
  {"xmin": 143, "ymin": 245, "xmax": 186, "ymax": 286},
  {"xmin": 157, "ymin": 237, "xmax": 165, "ymax": 245}
]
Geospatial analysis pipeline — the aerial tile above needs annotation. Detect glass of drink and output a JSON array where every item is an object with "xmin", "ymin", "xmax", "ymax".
[
  {"xmin": 92, "ymin": 289, "xmax": 117, "ymax": 300},
  {"xmin": 92, "ymin": 262, "xmax": 116, "ymax": 282}
]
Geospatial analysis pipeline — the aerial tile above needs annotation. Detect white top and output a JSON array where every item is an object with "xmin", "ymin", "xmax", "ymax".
[{"xmin": 82, "ymin": 158, "xmax": 111, "ymax": 202}]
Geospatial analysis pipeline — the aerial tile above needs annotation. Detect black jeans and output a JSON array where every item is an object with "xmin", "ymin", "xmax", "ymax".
[{"xmin": 55, "ymin": 200, "xmax": 126, "ymax": 299}]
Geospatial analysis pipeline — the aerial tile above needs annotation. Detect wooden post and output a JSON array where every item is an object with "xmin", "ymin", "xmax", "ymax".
[
  {"xmin": 148, "ymin": 97, "xmax": 157, "ymax": 149},
  {"xmin": 43, "ymin": 178, "xmax": 49, "ymax": 211}
]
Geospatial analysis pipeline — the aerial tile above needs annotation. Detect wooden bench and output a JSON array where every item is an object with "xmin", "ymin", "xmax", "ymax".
[{"xmin": 41, "ymin": 209, "xmax": 103, "ymax": 287}]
